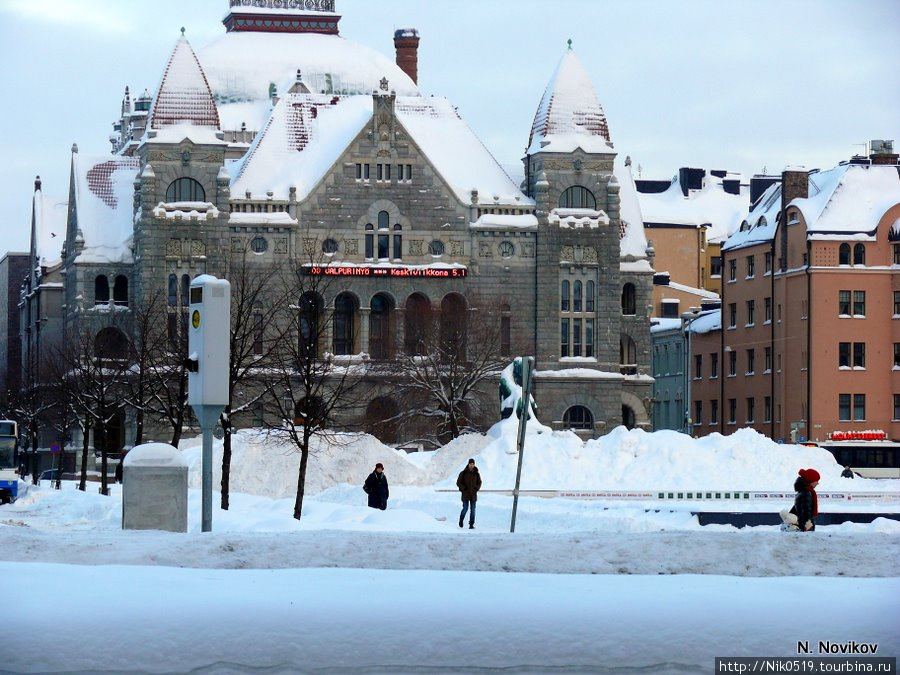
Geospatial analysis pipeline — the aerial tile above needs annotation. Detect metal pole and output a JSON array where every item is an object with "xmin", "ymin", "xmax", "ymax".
[
  {"xmin": 510, "ymin": 356, "xmax": 533, "ymax": 533},
  {"xmin": 193, "ymin": 404, "xmax": 223, "ymax": 532}
]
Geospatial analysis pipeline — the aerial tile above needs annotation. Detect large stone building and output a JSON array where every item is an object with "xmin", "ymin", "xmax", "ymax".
[{"xmin": 16, "ymin": 0, "xmax": 653, "ymax": 453}]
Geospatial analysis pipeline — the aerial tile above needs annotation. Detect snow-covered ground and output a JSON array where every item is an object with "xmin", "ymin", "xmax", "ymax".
[{"xmin": 3, "ymin": 421, "xmax": 898, "ymax": 674}]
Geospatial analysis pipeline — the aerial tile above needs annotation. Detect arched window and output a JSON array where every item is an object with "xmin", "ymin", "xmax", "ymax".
[
  {"xmin": 365, "ymin": 224, "xmax": 374, "ymax": 259},
  {"xmin": 838, "ymin": 243, "xmax": 851, "ymax": 265},
  {"xmin": 559, "ymin": 186, "xmax": 596, "ymax": 209},
  {"xmin": 563, "ymin": 405, "xmax": 594, "ymax": 430},
  {"xmin": 405, "ymin": 293, "xmax": 431, "ymax": 355},
  {"xmin": 321, "ymin": 238, "xmax": 338, "ymax": 255},
  {"xmin": 586, "ymin": 280, "xmax": 595, "ymax": 313},
  {"xmin": 113, "ymin": 275, "xmax": 128, "ymax": 306},
  {"xmin": 440, "ymin": 293, "xmax": 467, "ymax": 361},
  {"xmin": 167, "ymin": 274, "xmax": 178, "ymax": 307},
  {"xmin": 95, "ymin": 327, "xmax": 127, "ymax": 360},
  {"xmin": 165, "ymin": 177, "xmax": 205, "ymax": 202},
  {"xmin": 620, "ymin": 335, "xmax": 637, "ymax": 374},
  {"xmin": 376, "ymin": 211, "xmax": 390, "ymax": 259},
  {"xmin": 369, "ymin": 293, "xmax": 394, "ymax": 360},
  {"xmin": 393, "ymin": 224, "xmax": 402, "ymax": 260},
  {"xmin": 333, "ymin": 292, "xmax": 357, "ymax": 355},
  {"xmin": 621, "ymin": 283, "xmax": 636, "ymax": 315},
  {"xmin": 94, "ymin": 275, "xmax": 109, "ymax": 305},
  {"xmin": 561, "ymin": 280, "xmax": 570, "ymax": 311},
  {"xmin": 853, "ymin": 243, "xmax": 865, "ymax": 266},
  {"xmin": 573, "ymin": 281, "xmax": 583, "ymax": 312},
  {"xmin": 299, "ymin": 292, "xmax": 321, "ymax": 360}
]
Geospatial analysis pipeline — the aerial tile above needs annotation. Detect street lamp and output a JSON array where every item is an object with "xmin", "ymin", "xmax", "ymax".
[{"xmin": 681, "ymin": 308, "xmax": 701, "ymax": 436}]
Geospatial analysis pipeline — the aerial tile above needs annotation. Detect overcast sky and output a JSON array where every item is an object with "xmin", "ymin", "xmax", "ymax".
[{"xmin": 0, "ymin": 0, "xmax": 897, "ymax": 255}]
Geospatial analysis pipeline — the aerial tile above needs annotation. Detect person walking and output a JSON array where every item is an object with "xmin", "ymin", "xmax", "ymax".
[
  {"xmin": 363, "ymin": 463, "xmax": 389, "ymax": 510},
  {"xmin": 456, "ymin": 458, "xmax": 482, "ymax": 529}
]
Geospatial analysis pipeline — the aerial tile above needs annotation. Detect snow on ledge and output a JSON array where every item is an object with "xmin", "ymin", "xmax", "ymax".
[
  {"xmin": 549, "ymin": 208, "xmax": 610, "ymax": 228},
  {"xmin": 153, "ymin": 202, "xmax": 220, "ymax": 220}
]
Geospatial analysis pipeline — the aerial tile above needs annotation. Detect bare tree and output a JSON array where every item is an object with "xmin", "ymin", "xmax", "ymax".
[
  {"xmin": 263, "ymin": 261, "xmax": 368, "ymax": 520},
  {"xmin": 217, "ymin": 250, "xmax": 286, "ymax": 510},
  {"xmin": 54, "ymin": 319, "xmax": 130, "ymax": 495},
  {"xmin": 386, "ymin": 295, "xmax": 515, "ymax": 445}
]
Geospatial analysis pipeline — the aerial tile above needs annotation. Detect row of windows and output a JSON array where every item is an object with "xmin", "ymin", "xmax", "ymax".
[
  {"xmin": 725, "ymin": 291, "xmax": 870, "ymax": 328},
  {"xmin": 691, "ymin": 393, "xmax": 879, "ymax": 427},
  {"xmin": 560, "ymin": 282, "xmax": 637, "ymax": 315},
  {"xmin": 355, "ymin": 163, "xmax": 413, "ymax": 182}
]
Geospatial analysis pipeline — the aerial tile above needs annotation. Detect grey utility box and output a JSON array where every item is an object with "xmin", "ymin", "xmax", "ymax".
[{"xmin": 122, "ymin": 443, "xmax": 188, "ymax": 533}]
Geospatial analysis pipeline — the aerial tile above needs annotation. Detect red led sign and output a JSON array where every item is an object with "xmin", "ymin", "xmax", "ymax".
[{"xmin": 303, "ymin": 266, "xmax": 467, "ymax": 278}]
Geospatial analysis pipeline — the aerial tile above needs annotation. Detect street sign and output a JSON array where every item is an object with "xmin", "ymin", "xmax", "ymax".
[
  {"xmin": 50, "ymin": 442, "xmax": 61, "ymax": 454},
  {"xmin": 790, "ymin": 421, "xmax": 805, "ymax": 430}
]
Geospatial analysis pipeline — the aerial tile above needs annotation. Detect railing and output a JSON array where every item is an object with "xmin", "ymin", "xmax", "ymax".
[{"xmin": 230, "ymin": 0, "xmax": 335, "ymax": 12}]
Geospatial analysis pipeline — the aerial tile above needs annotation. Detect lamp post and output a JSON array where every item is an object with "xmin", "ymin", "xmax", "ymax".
[{"xmin": 681, "ymin": 309, "xmax": 701, "ymax": 436}]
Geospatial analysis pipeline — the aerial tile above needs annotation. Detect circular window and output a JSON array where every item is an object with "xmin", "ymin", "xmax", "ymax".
[
  {"xmin": 428, "ymin": 240, "xmax": 445, "ymax": 257},
  {"xmin": 250, "ymin": 236, "xmax": 268, "ymax": 254},
  {"xmin": 498, "ymin": 241, "xmax": 515, "ymax": 258},
  {"xmin": 322, "ymin": 238, "xmax": 338, "ymax": 254}
]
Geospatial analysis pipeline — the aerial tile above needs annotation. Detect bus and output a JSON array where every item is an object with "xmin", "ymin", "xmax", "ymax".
[
  {"xmin": 0, "ymin": 420, "xmax": 19, "ymax": 503},
  {"xmin": 814, "ymin": 439, "xmax": 900, "ymax": 479}
]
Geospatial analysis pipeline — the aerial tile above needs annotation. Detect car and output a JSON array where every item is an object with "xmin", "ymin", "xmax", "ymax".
[{"xmin": 38, "ymin": 468, "xmax": 61, "ymax": 484}]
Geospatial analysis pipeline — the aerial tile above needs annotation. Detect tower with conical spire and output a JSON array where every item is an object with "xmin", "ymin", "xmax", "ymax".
[{"xmin": 523, "ymin": 42, "xmax": 652, "ymax": 432}]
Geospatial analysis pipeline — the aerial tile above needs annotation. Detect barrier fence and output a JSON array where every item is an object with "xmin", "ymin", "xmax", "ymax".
[{"xmin": 436, "ymin": 489, "xmax": 900, "ymax": 502}]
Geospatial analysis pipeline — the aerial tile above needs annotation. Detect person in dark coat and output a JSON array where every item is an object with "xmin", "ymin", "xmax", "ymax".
[
  {"xmin": 792, "ymin": 467, "xmax": 820, "ymax": 531},
  {"xmin": 841, "ymin": 466, "xmax": 855, "ymax": 479},
  {"xmin": 456, "ymin": 458, "xmax": 482, "ymax": 529},
  {"xmin": 363, "ymin": 463, "xmax": 389, "ymax": 510}
]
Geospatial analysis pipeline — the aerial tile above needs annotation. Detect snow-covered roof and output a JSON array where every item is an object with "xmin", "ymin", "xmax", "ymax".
[
  {"xmin": 148, "ymin": 37, "xmax": 220, "ymax": 130},
  {"xmin": 616, "ymin": 160, "xmax": 649, "ymax": 259},
  {"xmin": 527, "ymin": 47, "xmax": 613, "ymax": 156},
  {"xmin": 797, "ymin": 163, "xmax": 900, "ymax": 236},
  {"xmin": 196, "ymin": 32, "xmax": 419, "ymax": 133},
  {"xmin": 638, "ymin": 172, "xmax": 748, "ymax": 243},
  {"xmin": 32, "ymin": 188, "xmax": 67, "ymax": 269},
  {"xmin": 723, "ymin": 163, "xmax": 900, "ymax": 252},
  {"xmin": 231, "ymin": 93, "xmax": 530, "ymax": 207},
  {"xmin": 72, "ymin": 153, "xmax": 140, "ymax": 264}
]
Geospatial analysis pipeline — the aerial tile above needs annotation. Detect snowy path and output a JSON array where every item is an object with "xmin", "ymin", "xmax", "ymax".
[{"xmin": 2, "ymin": 526, "xmax": 898, "ymax": 577}]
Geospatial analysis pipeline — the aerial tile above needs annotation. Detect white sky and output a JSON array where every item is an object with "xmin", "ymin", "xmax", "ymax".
[
  {"xmin": 4, "ymin": 420, "xmax": 899, "ymax": 672},
  {"xmin": 0, "ymin": 0, "xmax": 898, "ymax": 254}
]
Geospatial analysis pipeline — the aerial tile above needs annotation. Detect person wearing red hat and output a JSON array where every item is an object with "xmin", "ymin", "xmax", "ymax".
[
  {"xmin": 793, "ymin": 468, "xmax": 820, "ymax": 531},
  {"xmin": 363, "ymin": 463, "xmax": 389, "ymax": 510}
]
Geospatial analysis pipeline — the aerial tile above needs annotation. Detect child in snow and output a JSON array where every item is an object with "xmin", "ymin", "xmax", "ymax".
[{"xmin": 779, "ymin": 468, "xmax": 820, "ymax": 531}]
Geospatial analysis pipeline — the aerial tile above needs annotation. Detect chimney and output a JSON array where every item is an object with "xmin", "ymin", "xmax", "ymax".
[
  {"xmin": 394, "ymin": 28, "xmax": 420, "ymax": 84},
  {"xmin": 869, "ymin": 139, "xmax": 898, "ymax": 166},
  {"xmin": 781, "ymin": 166, "xmax": 808, "ymax": 212}
]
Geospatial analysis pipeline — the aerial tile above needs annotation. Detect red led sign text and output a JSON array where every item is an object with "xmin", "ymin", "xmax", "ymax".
[{"xmin": 303, "ymin": 266, "xmax": 467, "ymax": 279}]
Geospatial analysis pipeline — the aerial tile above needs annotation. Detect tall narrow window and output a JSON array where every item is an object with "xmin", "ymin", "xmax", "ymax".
[
  {"xmin": 253, "ymin": 312, "xmax": 263, "ymax": 355},
  {"xmin": 573, "ymin": 281, "xmax": 582, "ymax": 312},
  {"xmin": 839, "ymin": 393, "xmax": 851, "ymax": 421},
  {"xmin": 560, "ymin": 319, "xmax": 569, "ymax": 357},
  {"xmin": 839, "ymin": 243, "xmax": 851, "ymax": 265},
  {"xmin": 621, "ymin": 283, "xmax": 636, "ymax": 315},
  {"xmin": 500, "ymin": 303, "xmax": 511, "ymax": 357},
  {"xmin": 404, "ymin": 293, "xmax": 431, "ymax": 356},
  {"xmin": 393, "ymin": 224, "xmax": 402, "ymax": 259},
  {"xmin": 838, "ymin": 290, "xmax": 851, "ymax": 315},
  {"xmin": 853, "ymin": 394, "xmax": 866, "ymax": 421},
  {"xmin": 113, "ymin": 275, "xmax": 128, "ymax": 306},
  {"xmin": 586, "ymin": 281, "xmax": 595, "ymax": 312},
  {"xmin": 573, "ymin": 319, "xmax": 582, "ymax": 357},
  {"xmin": 853, "ymin": 290, "xmax": 866, "ymax": 316},
  {"xmin": 365, "ymin": 224, "xmax": 374, "ymax": 259},
  {"xmin": 167, "ymin": 274, "xmax": 177, "ymax": 307},
  {"xmin": 299, "ymin": 293, "xmax": 320, "ymax": 360},
  {"xmin": 333, "ymin": 293, "xmax": 356, "ymax": 355},
  {"xmin": 585, "ymin": 319, "xmax": 594, "ymax": 358},
  {"xmin": 853, "ymin": 243, "xmax": 865, "ymax": 265},
  {"xmin": 94, "ymin": 275, "xmax": 110, "ymax": 305},
  {"xmin": 561, "ymin": 280, "xmax": 570, "ymax": 312}
]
